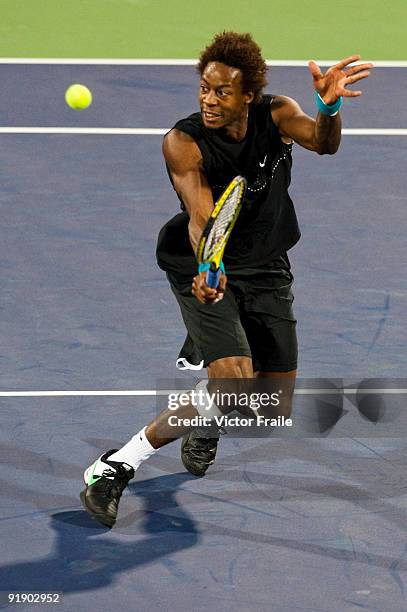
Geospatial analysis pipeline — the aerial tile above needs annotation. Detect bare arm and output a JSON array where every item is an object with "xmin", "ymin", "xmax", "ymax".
[
  {"xmin": 163, "ymin": 128, "xmax": 226, "ymax": 304},
  {"xmin": 163, "ymin": 128, "xmax": 214, "ymax": 254},
  {"xmin": 272, "ymin": 95, "xmax": 341, "ymax": 154},
  {"xmin": 272, "ymin": 55, "xmax": 373, "ymax": 155}
]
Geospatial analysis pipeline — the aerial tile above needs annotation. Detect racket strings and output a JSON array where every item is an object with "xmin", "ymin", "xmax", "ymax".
[{"xmin": 203, "ymin": 187, "xmax": 242, "ymax": 259}]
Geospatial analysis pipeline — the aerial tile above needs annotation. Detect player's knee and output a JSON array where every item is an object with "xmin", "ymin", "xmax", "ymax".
[{"xmin": 207, "ymin": 356, "xmax": 253, "ymax": 378}]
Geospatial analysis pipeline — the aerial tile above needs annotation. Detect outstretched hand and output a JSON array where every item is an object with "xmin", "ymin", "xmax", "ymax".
[{"xmin": 308, "ymin": 55, "xmax": 373, "ymax": 105}]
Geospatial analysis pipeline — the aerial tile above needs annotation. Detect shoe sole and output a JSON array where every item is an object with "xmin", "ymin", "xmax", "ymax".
[{"xmin": 80, "ymin": 489, "xmax": 115, "ymax": 528}]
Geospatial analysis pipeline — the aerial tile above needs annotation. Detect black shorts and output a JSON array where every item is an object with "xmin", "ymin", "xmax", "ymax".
[{"xmin": 168, "ymin": 266, "xmax": 297, "ymax": 373}]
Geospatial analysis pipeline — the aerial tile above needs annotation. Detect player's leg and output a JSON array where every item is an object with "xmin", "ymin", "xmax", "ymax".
[
  {"xmin": 80, "ymin": 279, "xmax": 251, "ymax": 526},
  {"xmin": 80, "ymin": 357, "xmax": 251, "ymax": 527},
  {"xmin": 255, "ymin": 369, "xmax": 297, "ymax": 418},
  {"xmin": 180, "ymin": 355, "xmax": 253, "ymax": 476},
  {"xmin": 146, "ymin": 355, "xmax": 252, "ymax": 446},
  {"xmin": 238, "ymin": 265, "xmax": 298, "ymax": 420},
  {"xmin": 169, "ymin": 276, "xmax": 254, "ymax": 476},
  {"xmin": 80, "ymin": 384, "xmax": 233, "ymax": 528}
]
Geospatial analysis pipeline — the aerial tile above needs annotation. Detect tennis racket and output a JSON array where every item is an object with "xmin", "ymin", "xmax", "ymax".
[{"xmin": 197, "ymin": 175, "xmax": 247, "ymax": 288}]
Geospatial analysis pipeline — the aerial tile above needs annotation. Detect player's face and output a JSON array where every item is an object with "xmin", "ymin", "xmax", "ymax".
[{"xmin": 199, "ymin": 62, "xmax": 254, "ymax": 133}]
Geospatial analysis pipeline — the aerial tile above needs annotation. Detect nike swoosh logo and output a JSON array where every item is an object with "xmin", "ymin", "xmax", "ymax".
[
  {"xmin": 89, "ymin": 474, "xmax": 102, "ymax": 485},
  {"xmin": 87, "ymin": 462, "xmax": 102, "ymax": 485},
  {"xmin": 259, "ymin": 155, "xmax": 267, "ymax": 168}
]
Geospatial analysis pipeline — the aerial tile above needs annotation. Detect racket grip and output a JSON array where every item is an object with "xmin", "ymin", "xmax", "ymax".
[{"xmin": 206, "ymin": 267, "xmax": 221, "ymax": 288}]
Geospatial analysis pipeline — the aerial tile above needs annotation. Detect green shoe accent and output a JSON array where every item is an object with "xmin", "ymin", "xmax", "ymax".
[{"xmin": 85, "ymin": 461, "xmax": 102, "ymax": 486}]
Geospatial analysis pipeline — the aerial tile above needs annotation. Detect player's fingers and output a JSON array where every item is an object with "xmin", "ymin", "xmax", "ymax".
[
  {"xmin": 192, "ymin": 290, "xmax": 205, "ymax": 304},
  {"xmin": 218, "ymin": 274, "xmax": 227, "ymax": 291},
  {"xmin": 342, "ymin": 90, "xmax": 362, "ymax": 97},
  {"xmin": 213, "ymin": 290, "xmax": 224, "ymax": 303},
  {"xmin": 345, "ymin": 71, "xmax": 371, "ymax": 84},
  {"xmin": 194, "ymin": 273, "xmax": 215, "ymax": 292},
  {"xmin": 202, "ymin": 286, "xmax": 218, "ymax": 300},
  {"xmin": 308, "ymin": 60, "xmax": 323, "ymax": 80},
  {"xmin": 204, "ymin": 291, "xmax": 221, "ymax": 304},
  {"xmin": 345, "ymin": 63, "xmax": 374, "ymax": 76},
  {"xmin": 334, "ymin": 54, "xmax": 361, "ymax": 70},
  {"xmin": 192, "ymin": 277, "xmax": 210, "ymax": 303},
  {"xmin": 193, "ymin": 288, "xmax": 215, "ymax": 304},
  {"xmin": 192, "ymin": 272, "xmax": 224, "ymax": 304},
  {"xmin": 205, "ymin": 283, "xmax": 224, "ymax": 304}
]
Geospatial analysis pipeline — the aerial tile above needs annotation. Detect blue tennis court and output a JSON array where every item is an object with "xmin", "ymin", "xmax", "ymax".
[{"xmin": 1, "ymin": 63, "xmax": 407, "ymax": 611}]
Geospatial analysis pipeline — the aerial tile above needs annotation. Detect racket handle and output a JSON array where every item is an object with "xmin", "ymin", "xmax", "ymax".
[{"xmin": 206, "ymin": 267, "xmax": 221, "ymax": 288}]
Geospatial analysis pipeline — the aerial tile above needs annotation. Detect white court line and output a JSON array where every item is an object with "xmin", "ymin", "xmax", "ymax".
[
  {"xmin": 0, "ymin": 127, "xmax": 169, "ymax": 135},
  {"xmin": 0, "ymin": 58, "xmax": 406, "ymax": 67},
  {"xmin": 0, "ymin": 127, "xmax": 406, "ymax": 136},
  {"xmin": 0, "ymin": 389, "xmax": 406, "ymax": 397},
  {"xmin": 342, "ymin": 129, "xmax": 407, "ymax": 136}
]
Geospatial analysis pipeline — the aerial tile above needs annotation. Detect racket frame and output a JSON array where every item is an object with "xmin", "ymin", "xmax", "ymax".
[{"xmin": 197, "ymin": 175, "xmax": 246, "ymax": 288}]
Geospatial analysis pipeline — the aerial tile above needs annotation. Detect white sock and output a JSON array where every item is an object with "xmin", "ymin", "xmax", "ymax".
[{"xmin": 109, "ymin": 427, "xmax": 158, "ymax": 471}]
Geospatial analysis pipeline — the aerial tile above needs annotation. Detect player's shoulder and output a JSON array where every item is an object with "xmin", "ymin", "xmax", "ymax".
[
  {"xmin": 163, "ymin": 113, "xmax": 203, "ymax": 162},
  {"xmin": 164, "ymin": 128, "xmax": 195, "ymax": 145},
  {"xmin": 270, "ymin": 95, "xmax": 302, "ymax": 120},
  {"xmin": 252, "ymin": 94, "xmax": 293, "ymax": 129},
  {"xmin": 270, "ymin": 95, "xmax": 304, "ymax": 137},
  {"xmin": 256, "ymin": 93, "xmax": 274, "ymax": 107},
  {"xmin": 250, "ymin": 94, "xmax": 281, "ymax": 134},
  {"xmin": 172, "ymin": 112, "xmax": 204, "ymax": 140},
  {"xmin": 163, "ymin": 128, "xmax": 202, "ymax": 170},
  {"xmin": 251, "ymin": 93, "xmax": 273, "ymax": 117},
  {"xmin": 163, "ymin": 127, "xmax": 201, "ymax": 151},
  {"xmin": 164, "ymin": 111, "xmax": 202, "ymax": 147}
]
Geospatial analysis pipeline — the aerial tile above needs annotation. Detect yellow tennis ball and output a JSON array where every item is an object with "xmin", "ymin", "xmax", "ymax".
[{"xmin": 65, "ymin": 84, "xmax": 92, "ymax": 110}]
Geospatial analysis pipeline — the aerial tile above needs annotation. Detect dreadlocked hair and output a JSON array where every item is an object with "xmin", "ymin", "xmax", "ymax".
[{"xmin": 197, "ymin": 31, "xmax": 267, "ymax": 104}]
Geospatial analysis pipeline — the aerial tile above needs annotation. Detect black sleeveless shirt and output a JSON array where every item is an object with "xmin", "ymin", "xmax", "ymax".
[{"xmin": 156, "ymin": 95, "xmax": 301, "ymax": 280}]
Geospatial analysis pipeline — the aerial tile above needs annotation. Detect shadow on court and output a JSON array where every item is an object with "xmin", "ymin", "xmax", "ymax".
[
  {"xmin": 351, "ymin": 379, "xmax": 403, "ymax": 424},
  {"xmin": 1, "ymin": 438, "xmax": 407, "ymax": 610},
  {"xmin": 0, "ymin": 473, "xmax": 199, "ymax": 599}
]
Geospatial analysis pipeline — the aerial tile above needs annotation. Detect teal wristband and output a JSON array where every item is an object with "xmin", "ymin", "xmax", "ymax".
[
  {"xmin": 315, "ymin": 91, "xmax": 343, "ymax": 116},
  {"xmin": 198, "ymin": 261, "xmax": 225, "ymax": 273}
]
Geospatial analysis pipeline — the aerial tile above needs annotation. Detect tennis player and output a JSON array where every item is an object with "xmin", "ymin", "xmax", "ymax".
[{"xmin": 81, "ymin": 32, "xmax": 373, "ymax": 527}]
